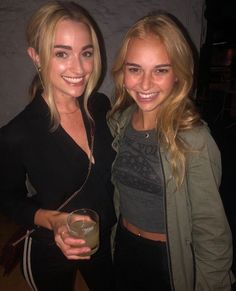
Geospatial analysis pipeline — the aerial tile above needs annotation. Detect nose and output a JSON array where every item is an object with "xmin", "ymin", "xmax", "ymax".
[
  {"xmin": 140, "ymin": 72, "xmax": 152, "ymax": 91},
  {"xmin": 71, "ymin": 56, "xmax": 84, "ymax": 74}
]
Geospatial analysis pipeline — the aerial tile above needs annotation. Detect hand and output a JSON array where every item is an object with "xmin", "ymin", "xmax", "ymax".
[
  {"xmin": 55, "ymin": 224, "xmax": 91, "ymax": 260},
  {"xmin": 34, "ymin": 209, "xmax": 91, "ymax": 260}
]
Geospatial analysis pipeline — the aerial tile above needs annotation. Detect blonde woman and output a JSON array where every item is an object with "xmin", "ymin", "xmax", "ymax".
[
  {"xmin": 0, "ymin": 1, "xmax": 116, "ymax": 290},
  {"xmin": 108, "ymin": 11, "xmax": 233, "ymax": 291}
]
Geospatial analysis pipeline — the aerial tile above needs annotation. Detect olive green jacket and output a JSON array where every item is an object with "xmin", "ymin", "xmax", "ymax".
[{"xmin": 107, "ymin": 104, "xmax": 234, "ymax": 291}]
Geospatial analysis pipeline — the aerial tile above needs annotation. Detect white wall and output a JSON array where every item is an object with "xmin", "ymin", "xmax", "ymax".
[{"xmin": 0, "ymin": 0, "xmax": 205, "ymax": 126}]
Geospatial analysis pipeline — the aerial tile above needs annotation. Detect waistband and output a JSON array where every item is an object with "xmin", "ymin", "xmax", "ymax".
[{"xmin": 122, "ymin": 217, "xmax": 167, "ymax": 242}]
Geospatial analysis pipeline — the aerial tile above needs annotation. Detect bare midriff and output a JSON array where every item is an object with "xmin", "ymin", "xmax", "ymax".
[{"xmin": 122, "ymin": 218, "xmax": 167, "ymax": 242}]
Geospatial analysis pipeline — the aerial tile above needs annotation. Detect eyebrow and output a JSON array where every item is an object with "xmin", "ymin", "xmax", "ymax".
[
  {"xmin": 53, "ymin": 44, "xmax": 94, "ymax": 50},
  {"xmin": 125, "ymin": 62, "xmax": 171, "ymax": 68}
]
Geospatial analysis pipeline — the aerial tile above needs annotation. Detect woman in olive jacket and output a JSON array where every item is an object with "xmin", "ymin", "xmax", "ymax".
[{"xmin": 108, "ymin": 11, "xmax": 234, "ymax": 291}]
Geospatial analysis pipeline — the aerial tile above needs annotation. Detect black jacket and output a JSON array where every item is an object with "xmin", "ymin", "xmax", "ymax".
[{"xmin": 0, "ymin": 93, "xmax": 116, "ymax": 241}]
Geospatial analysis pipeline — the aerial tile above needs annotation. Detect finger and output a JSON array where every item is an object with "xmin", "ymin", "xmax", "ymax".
[
  {"xmin": 55, "ymin": 231, "xmax": 71, "ymax": 251},
  {"xmin": 56, "ymin": 227, "xmax": 70, "ymax": 243},
  {"xmin": 63, "ymin": 236, "xmax": 86, "ymax": 247},
  {"xmin": 66, "ymin": 245, "xmax": 91, "ymax": 254},
  {"xmin": 61, "ymin": 230, "xmax": 67, "ymax": 240},
  {"xmin": 66, "ymin": 254, "xmax": 91, "ymax": 260},
  {"xmin": 63, "ymin": 246, "xmax": 91, "ymax": 259}
]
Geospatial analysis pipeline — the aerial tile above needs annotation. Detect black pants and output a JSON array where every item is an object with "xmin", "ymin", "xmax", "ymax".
[
  {"xmin": 22, "ymin": 234, "xmax": 114, "ymax": 291},
  {"xmin": 114, "ymin": 221, "xmax": 171, "ymax": 291}
]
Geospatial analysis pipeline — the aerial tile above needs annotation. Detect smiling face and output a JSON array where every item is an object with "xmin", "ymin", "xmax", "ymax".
[
  {"xmin": 124, "ymin": 34, "xmax": 177, "ymax": 118},
  {"xmin": 49, "ymin": 19, "xmax": 94, "ymax": 102}
]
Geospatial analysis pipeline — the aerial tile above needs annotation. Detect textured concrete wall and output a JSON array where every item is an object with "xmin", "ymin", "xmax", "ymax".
[{"xmin": 0, "ymin": 0, "xmax": 205, "ymax": 126}]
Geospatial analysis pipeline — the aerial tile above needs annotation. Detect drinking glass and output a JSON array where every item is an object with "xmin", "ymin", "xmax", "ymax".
[{"xmin": 67, "ymin": 208, "xmax": 99, "ymax": 256}]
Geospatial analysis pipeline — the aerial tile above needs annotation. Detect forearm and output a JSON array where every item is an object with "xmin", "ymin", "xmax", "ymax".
[{"xmin": 34, "ymin": 209, "xmax": 68, "ymax": 231}]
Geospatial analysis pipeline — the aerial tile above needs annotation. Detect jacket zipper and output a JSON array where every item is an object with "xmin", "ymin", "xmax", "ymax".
[
  {"xmin": 190, "ymin": 242, "xmax": 196, "ymax": 290},
  {"xmin": 159, "ymin": 147, "xmax": 175, "ymax": 291}
]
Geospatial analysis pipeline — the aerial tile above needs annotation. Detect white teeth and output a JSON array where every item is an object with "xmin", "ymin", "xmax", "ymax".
[
  {"xmin": 139, "ymin": 92, "xmax": 158, "ymax": 98},
  {"xmin": 62, "ymin": 76, "xmax": 83, "ymax": 84}
]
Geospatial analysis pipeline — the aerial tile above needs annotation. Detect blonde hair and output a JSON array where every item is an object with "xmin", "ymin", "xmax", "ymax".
[
  {"xmin": 26, "ymin": 1, "xmax": 102, "ymax": 130},
  {"xmin": 110, "ymin": 11, "xmax": 201, "ymax": 187}
]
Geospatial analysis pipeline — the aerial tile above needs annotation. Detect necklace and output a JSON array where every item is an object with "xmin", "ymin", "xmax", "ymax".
[{"xmin": 145, "ymin": 133, "xmax": 150, "ymax": 139}]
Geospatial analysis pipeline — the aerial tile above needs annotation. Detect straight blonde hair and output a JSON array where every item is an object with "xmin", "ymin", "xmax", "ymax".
[{"xmin": 27, "ymin": 1, "xmax": 103, "ymax": 130}]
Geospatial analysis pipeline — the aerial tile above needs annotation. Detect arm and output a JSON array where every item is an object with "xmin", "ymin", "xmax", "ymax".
[
  {"xmin": 0, "ymin": 128, "xmax": 90, "ymax": 260},
  {"xmin": 187, "ymin": 129, "xmax": 233, "ymax": 290},
  {"xmin": 0, "ymin": 128, "xmax": 38, "ymax": 227}
]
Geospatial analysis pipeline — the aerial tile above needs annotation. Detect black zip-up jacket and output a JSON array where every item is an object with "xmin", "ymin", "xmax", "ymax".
[{"xmin": 0, "ymin": 93, "xmax": 116, "ymax": 242}]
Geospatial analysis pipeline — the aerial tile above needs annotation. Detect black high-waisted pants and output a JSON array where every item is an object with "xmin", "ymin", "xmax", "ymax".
[
  {"xmin": 22, "ymin": 233, "xmax": 114, "ymax": 291},
  {"xmin": 114, "ymin": 221, "xmax": 172, "ymax": 291}
]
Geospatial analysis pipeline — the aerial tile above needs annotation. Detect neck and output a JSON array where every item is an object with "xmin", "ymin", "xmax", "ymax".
[
  {"xmin": 132, "ymin": 109, "xmax": 156, "ymax": 131},
  {"xmin": 55, "ymin": 97, "xmax": 80, "ymax": 115}
]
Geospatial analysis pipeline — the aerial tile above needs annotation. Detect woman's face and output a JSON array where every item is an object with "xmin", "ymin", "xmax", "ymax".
[
  {"xmin": 49, "ymin": 19, "xmax": 94, "ymax": 102},
  {"xmin": 123, "ymin": 35, "xmax": 177, "ymax": 116}
]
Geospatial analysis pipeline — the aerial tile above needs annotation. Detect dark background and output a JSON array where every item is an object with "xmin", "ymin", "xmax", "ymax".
[{"xmin": 197, "ymin": 0, "xmax": 236, "ymax": 283}]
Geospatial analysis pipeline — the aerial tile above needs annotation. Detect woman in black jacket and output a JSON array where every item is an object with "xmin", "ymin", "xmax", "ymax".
[{"xmin": 0, "ymin": 1, "xmax": 116, "ymax": 290}]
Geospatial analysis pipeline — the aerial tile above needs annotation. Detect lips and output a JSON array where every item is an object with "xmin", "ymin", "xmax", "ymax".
[
  {"xmin": 138, "ymin": 92, "xmax": 159, "ymax": 101},
  {"xmin": 62, "ymin": 75, "xmax": 84, "ymax": 84}
]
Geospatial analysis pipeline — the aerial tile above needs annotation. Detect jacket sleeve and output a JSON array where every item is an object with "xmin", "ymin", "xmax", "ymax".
[
  {"xmin": 186, "ymin": 128, "xmax": 233, "ymax": 290},
  {"xmin": 0, "ymin": 127, "xmax": 39, "ymax": 228}
]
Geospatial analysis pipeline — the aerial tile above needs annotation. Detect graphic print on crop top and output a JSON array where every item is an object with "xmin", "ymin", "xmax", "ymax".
[{"xmin": 112, "ymin": 122, "xmax": 165, "ymax": 233}]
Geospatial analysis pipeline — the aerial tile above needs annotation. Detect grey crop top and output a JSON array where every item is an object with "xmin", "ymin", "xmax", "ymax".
[{"xmin": 112, "ymin": 121, "xmax": 166, "ymax": 233}]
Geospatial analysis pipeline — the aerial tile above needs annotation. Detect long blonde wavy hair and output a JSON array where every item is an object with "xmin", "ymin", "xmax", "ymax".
[
  {"xmin": 109, "ymin": 11, "xmax": 202, "ymax": 187},
  {"xmin": 26, "ymin": 1, "xmax": 103, "ymax": 130}
]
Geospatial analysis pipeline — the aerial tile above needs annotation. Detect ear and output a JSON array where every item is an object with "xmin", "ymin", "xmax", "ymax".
[{"xmin": 27, "ymin": 47, "xmax": 40, "ymax": 67}]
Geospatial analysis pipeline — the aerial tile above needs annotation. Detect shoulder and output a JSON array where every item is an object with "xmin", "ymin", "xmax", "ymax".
[
  {"xmin": 0, "ymin": 96, "xmax": 48, "ymax": 145},
  {"xmin": 107, "ymin": 104, "xmax": 136, "ymax": 137},
  {"xmin": 1, "ymin": 106, "xmax": 31, "ymax": 144},
  {"xmin": 180, "ymin": 121, "xmax": 218, "ymax": 151},
  {"xmin": 179, "ymin": 122, "xmax": 221, "ymax": 168}
]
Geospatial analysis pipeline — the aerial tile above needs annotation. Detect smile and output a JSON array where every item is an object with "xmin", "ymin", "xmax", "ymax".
[
  {"xmin": 62, "ymin": 75, "xmax": 84, "ymax": 84},
  {"xmin": 138, "ymin": 92, "xmax": 159, "ymax": 99}
]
